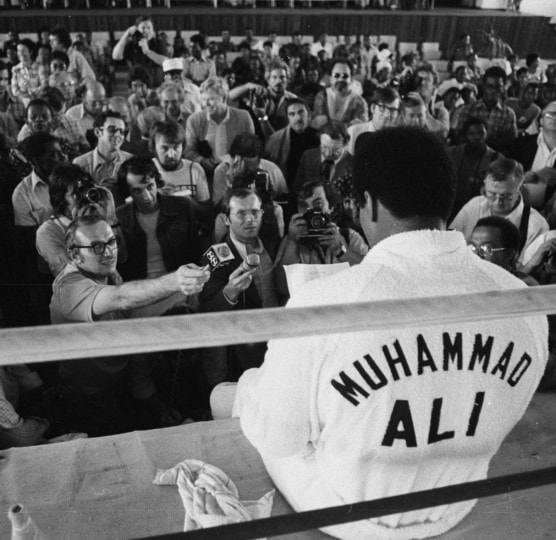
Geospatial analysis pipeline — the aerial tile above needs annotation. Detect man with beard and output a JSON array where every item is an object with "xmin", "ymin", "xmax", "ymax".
[
  {"xmin": 73, "ymin": 112, "xmax": 133, "ymax": 186},
  {"xmin": 448, "ymin": 117, "xmax": 504, "ymax": 219},
  {"xmin": 312, "ymin": 58, "xmax": 368, "ymax": 130},
  {"xmin": 229, "ymin": 61, "xmax": 297, "ymax": 135},
  {"xmin": 347, "ymin": 87, "xmax": 400, "ymax": 155},
  {"xmin": 264, "ymin": 98, "xmax": 320, "ymax": 191},
  {"xmin": 151, "ymin": 120, "xmax": 210, "ymax": 205}
]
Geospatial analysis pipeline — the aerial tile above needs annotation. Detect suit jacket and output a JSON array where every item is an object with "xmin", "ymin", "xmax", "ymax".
[
  {"xmin": 199, "ymin": 235, "xmax": 275, "ymax": 377},
  {"xmin": 507, "ymin": 134, "xmax": 541, "ymax": 172},
  {"xmin": 294, "ymin": 147, "xmax": 353, "ymax": 192}
]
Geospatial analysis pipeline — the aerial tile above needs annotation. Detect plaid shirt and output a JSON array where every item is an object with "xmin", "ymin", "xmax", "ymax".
[{"xmin": 456, "ymin": 99, "xmax": 517, "ymax": 146}]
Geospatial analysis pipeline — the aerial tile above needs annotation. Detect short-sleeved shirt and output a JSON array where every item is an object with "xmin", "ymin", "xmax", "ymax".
[
  {"xmin": 153, "ymin": 158, "xmax": 210, "ymax": 202},
  {"xmin": 11, "ymin": 171, "xmax": 52, "ymax": 227}
]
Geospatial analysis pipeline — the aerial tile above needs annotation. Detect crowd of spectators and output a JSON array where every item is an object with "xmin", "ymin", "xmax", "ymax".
[{"xmin": 2, "ymin": 15, "xmax": 556, "ymax": 447}]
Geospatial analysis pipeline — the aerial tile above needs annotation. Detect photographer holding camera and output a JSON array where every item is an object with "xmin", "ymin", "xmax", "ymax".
[
  {"xmin": 36, "ymin": 163, "xmax": 124, "ymax": 277},
  {"xmin": 275, "ymin": 180, "xmax": 368, "ymax": 299}
]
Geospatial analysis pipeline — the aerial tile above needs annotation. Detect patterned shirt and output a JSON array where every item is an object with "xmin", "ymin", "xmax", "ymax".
[
  {"xmin": 456, "ymin": 99, "xmax": 517, "ymax": 146},
  {"xmin": 182, "ymin": 56, "xmax": 216, "ymax": 85}
]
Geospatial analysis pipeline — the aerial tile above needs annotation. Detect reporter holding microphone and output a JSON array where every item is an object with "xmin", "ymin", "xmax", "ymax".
[{"xmin": 199, "ymin": 187, "xmax": 281, "ymax": 382}]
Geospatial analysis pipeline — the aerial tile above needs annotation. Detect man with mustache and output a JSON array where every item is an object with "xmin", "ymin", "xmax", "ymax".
[{"xmin": 312, "ymin": 58, "xmax": 368, "ymax": 129}]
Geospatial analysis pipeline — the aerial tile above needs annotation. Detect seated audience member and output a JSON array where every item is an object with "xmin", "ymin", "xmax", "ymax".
[
  {"xmin": 106, "ymin": 96, "xmax": 136, "ymax": 153},
  {"xmin": 36, "ymin": 164, "xmax": 121, "ymax": 277},
  {"xmin": 213, "ymin": 132, "xmax": 287, "ymax": 207},
  {"xmin": 48, "ymin": 69, "xmax": 78, "ymax": 109},
  {"xmin": 0, "ymin": 108, "xmax": 19, "ymax": 146},
  {"xmin": 11, "ymin": 38, "xmax": 41, "ymax": 107},
  {"xmin": 0, "ymin": 364, "xmax": 50, "ymax": 449},
  {"xmin": 413, "ymin": 67, "xmax": 450, "ymax": 139},
  {"xmin": 12, "ymin": 133, "xmax": 66, "ymax": 228},
  {"xmin": 127, "ymin": 65, "xmax": 155, "ymax": 122},
  {"xmin": 116, "ymin": 157, "xmax": 203, "ymax": 285},
  {"xmin": 295, "ymin": 121, "xmax": 355, "ymax": 225},
  {"xmin": 312, "ymin": 58, "xmax": 368, "ymax": 129},
  {"xmin": 347, "ymin": 87, "xmax": 400, "ymax": 154},
  {"xmin": 49, "ymin": 25, "xmax": 96, "ymax": 84},
  {"xmin": 275, "ymin": 180, "xmax": 368, "ymax": 299},
  {"xmin": 539, "ymin": 65, "xmax": 556, "ymax": 108},
  {"xmin": 200, "ymin": 187, "xmax": 280, "ymax": 379},
  {"xmin": 18, "ymin": 91, "xmax": 89, "ymax": 161},
  {"xmin": 73, "ymin": 111, "xmax": 134, "ymax": 186},
  {"xmin": 161, "ymin": 58, "xmax": 203, "ymax": 117},
  {"xmin": 508, "ymin": 100, "xmax": 556, "ymax": 172},
  {"xmin": 218, "ymin": 126, "xmax": 547, "ymax": 539},
  {"xmin": 229, "ymin": 60, "xmax": 297, "ymax": 136},
  {"xmin": 157, "ymin": 80, "xmax": 189, "ymax": 131},
  {"xmin": 150, "ymin": 120, "xmax": 210, "ymax": 205},
  {"xmin": 506, "ymin": 82, "xmax": 541, "ymax": 136},
  {"xmin": 264, "ymin": 98, "xmax": 320, "ymax": 191},
  {"xmin": 468, "ymin": 216, "xmax": 537, "ymax": 285},
  {"xmin": 127, "ymin": 106, "xmax": 165, "ymax": 158},
  {"xmin": 50, "ymin": 214, "xmax": 210, "ymax": 436},
  {"xmin": 183, "ymin": 34, "xmax": 216, "ymax": 86},
  {"xmin": 185, "ymin": 76, "xmax": 255, "ymax": 179},
  {"xmin": 217, "ymin": 29, "xmax": 236, "ymax": 54},
  {"xmin": 65, "ymin": 80, "xmax": 106, "ymax": 138},
  {"xmin": 298, "ymin": 65, "xmax": 325, "ymax": 113},
  {"xmin": 400, "ymin": 92, "xmax": 447, "ymax": 139},
  {"xmin": 448, "ymin": 117, "xmax": 504, "ymax": 219},
  {"xmin": 0, "ymin": 60, "xmax": 26, "ymax": 127},
  {"xmin": 450, "ymin": 158, "xmax": 548, "ymax": 265},
  {"xmin": 455, "ymin": 66, "xmax": 517, "ymax": 152}
]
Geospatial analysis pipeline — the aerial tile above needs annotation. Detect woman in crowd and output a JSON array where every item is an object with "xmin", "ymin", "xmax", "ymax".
[{"xmin": 11, "ymin": 39, "xmax": 41, "ymax": 107}]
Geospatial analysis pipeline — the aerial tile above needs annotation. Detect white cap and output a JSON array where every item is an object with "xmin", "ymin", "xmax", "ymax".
[{"xmin": 162, "ymin": 58, "xmax": 184, "ymax": 73}]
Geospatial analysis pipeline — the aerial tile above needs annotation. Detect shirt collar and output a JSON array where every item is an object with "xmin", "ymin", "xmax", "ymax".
[
  {"xmin": 30, "ymin": 170, "xmax": 47, "ymax": 189},
  {"xmin": 93, "ymin": 146, "xmax": 122, "ymax": 170},
  {"xmin": 229, "ymin": 235, "xmax": 263, "ymax": 260}
]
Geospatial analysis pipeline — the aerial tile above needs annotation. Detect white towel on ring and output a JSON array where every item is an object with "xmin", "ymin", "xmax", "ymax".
[{"xmin": 153, "ymin": 458, "xmax": 275, "ymax": 531}]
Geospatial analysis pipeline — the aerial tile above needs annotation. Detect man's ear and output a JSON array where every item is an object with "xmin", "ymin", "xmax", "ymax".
[
  {"xmin": 68, "ymin": 247, "xmax": 82, "ymax": 263},
  {"xmin": 364, "ymin": 191, "xmax": 378, "ymax": 222},
  {"xmin": 223, "ymin": 213, "xmax": 231, "ymax": 227},
  {"xmin": 93, "ymin": 126, "xmax": 102, "ymax": 139}
]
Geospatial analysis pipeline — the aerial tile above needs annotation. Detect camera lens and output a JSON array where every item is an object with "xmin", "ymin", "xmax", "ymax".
[
  {"xmin": 310, "ymin": 214, "xmax": 326, "ymax": 229},
  {"xmin": 85, "ymin": 187, "xmax": 101, "ymax": 204}
]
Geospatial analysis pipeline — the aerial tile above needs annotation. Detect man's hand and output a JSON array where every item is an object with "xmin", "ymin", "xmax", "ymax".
[
  {"xmin": 523, "ymin": 238, "xmax": 556, "ymax": 275},
  {"xmin": 138, "ymin": 39, "xmax": 150, "ymax": 54},
  {"xmin": 126, "ymin": 25, "xmax": 137, "ymax": 36},
  {"xmin": 319, "ymin": 222, "xmax": 343, "ymax": 253},
  {"xmin": 229, "ymin": 155, "xmax": 246, "ymax": 181},
  {"xmin": 222, "ymin": 264, "xmax": 257, "ymax": 303},
  {"xmin": 288, "ymin": 212, "xmax": 308, "ymax": 242},
  {"xmin": 177, "ymin": 264, "xmax": 211, "ymax": 296}
]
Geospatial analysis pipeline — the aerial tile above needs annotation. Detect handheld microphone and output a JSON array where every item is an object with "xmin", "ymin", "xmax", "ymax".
[
  {"xmin": 241, "ymin": 253, "xmax": 260, "ymax": 272},
  {"xmin": 201, "ymin": 243, "xmax": 235, "ymax": 270}
]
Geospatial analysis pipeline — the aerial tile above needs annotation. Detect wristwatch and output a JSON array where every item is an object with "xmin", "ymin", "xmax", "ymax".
[
  {"xmin": 335, "ymin": 245, "xmax": 347, "ymax": 258},
  {"xmin": 258, "ymin": 115, "xmax": 269, "ymax": 122}
]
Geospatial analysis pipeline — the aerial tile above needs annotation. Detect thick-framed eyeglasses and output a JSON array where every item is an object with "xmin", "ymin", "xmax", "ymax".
[
  {"xmin": 332, "ymin": 73, "xmax": 350, "ymax": 79},
  {"xmin": 543, "ymin": 111, "xmax": 556, "ymax": 120},
  {"xmin": 72, "ymin": 237, "xmax": 118, "ymax": 255},
  {"xmin": 468, "ymin": 243, "xmax": 508, "ymax": 259},
  {"xmin": 376, "ymin": 103, "xmax": 399, "ymax": 115},
  {"xmin": 484, "ymin": 191, "xmax": 515, "ymax": 202},
  {"xmin": 230, "ymin": 209, "xmax": 264, "ymax": 221},
  {"xmin": 101, "ymin": 125, "xmax": 126, "ymax": 135}
]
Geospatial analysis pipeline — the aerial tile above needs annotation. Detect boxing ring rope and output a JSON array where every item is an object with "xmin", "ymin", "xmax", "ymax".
[
  {"xmin": 2, "ymin": 284, "xmax": 556, "ymax": 366},
  {"xmin": 3, "ymin": 284, "xmax": 556, "ymax": 537},
  {"xmin": 145, "ymin": 466, "xmax": 556, "ymax": 540}
]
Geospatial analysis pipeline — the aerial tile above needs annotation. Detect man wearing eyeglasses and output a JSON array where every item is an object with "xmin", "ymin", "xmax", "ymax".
[
  {"xmin": 200, "ymin": 187, "xmax": 280, "ymax": 379},
  {"xmin": 347, "ymin": 87, "xmax": 400, "ymax": 155},
  {"xmin": 73, "ymin": 112, "xmax": 134, "ymax": 186},
  {"xmin": 450, "ymin": 157, "xmax": 548, "ymax": 264},
  {"xmin": 312, "ymin": 59, "xmax": 368, "ymax": 130},
  {"xmin": 508, "ymin": 101, "xmax": 556, "ymax": 172},
  {"xmin": 50, "ymin": 213, "xmax": 210, "ymax": 436}
]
